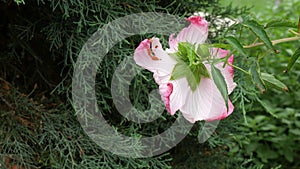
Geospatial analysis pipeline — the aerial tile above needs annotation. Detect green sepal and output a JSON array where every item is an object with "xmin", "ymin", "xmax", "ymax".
[
  {"xmin": 170, "ymin": 61, "xmax": 199, "ymax": 92},
  {"xmin": 170, "ymin": 42, "xmax": 212, "ymax": 92},
  {"xmin": 196, "ymin": 44, "xmax": 210, "ymax": 60},
  {"xmin": 177, "ymin": 42, "xmax": 195, "ymax": 62},
  {"xmin": 197, "ymin": 63, "xmax": 210, "ymax": 78},
  {"xmin": 170, "ymin": 61, "xmax": 190, "ymax": 81},
  {"xmin": 170, "ymin": 60, "xmax": 210, "ymax": 92}
]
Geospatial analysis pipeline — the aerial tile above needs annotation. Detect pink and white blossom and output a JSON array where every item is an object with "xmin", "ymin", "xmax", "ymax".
[{"xmin": 133, "ymin": 16, "xmax": 236, "ymax": 123}]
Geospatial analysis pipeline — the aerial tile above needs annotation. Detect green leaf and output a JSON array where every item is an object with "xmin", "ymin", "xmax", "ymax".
[
  {"xmin": 188, "ymin": 65, "xmax": 201, "ymax": 91},
  {"xmin": 178, "ymin": 42, "xmax": 195, "ymax": 58},
  {"xmin": 224, "ymin": 36, "xmax": 247, "ymax": 57},
  {"xmin": 196, "ymin": 44, "xmax": 210, "ymax": 59},
  {"xmin": 249, "ymin": 62, "xmax": 266, "ymax": 93},
  {"xmin": 249, "ymin": 62, "xmax": 266, "ymax": 92},
  {"xmin": 177, "ymin": 42, "xmax": 188, "ymax": 57},
  {"xmin": 171, "ymin": 61, "xmax": 203, "ymax": 92},
  {"xmin": 256, "ymin": 98, "xmax": 277, "ymax": 118},
  {"xmin": 186, "ymin": 63, "xmax": 210, "ymax": 92},
  {"xmin": 197, "ymin": 63, "xmax": 210, "ymax": 78},
  {"xmin": 289, "ymin": 129, "xmax": 300, "ymax": 136},
  {"xmin": 264, "ymin": 19, "xmax": 297, "ymax": 29},
  {"xmin": 257, "ymin": 145, "xmax": 278, "ymax": 160},
  {"xmin": 246, "ymin": 142, "xmax": 259, "ymax": 154},
  {"xmin": 210, "ymin": 43, "xmax": 231, "ymax": 49},
  {"xmin": 260, "ymin": 124, "xmax": 277, "ymax": 131},
  {"xmin": 261, "ymin": 73, "xmax": 288, "ymax": 91},
  {"xmin": 283, "ymin": 147, "xmax": 294, "ymax": 162},
  {"xmin": 211, "ymin": 65, "xmax": 228, "ymax": 109},
  {"xmin": 176, "ymin": 42, "xmax": 198, "ymax": 65},
  {"xmin": 285, "ymin": 47, "xmax": 300, "ymax": 72},
  {"xmin": 243, "ymin": 20, "xmax": 276, "ymax": 52},
  {"xmin": 170, "ymin": 61, "xmax": 190, "ymax": 81}
]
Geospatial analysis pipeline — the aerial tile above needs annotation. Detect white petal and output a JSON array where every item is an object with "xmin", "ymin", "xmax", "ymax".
[
  {"xmin": 133, "ymin": 38, "xmax": 177, "ymax": 85},
  {"xmin": 169, "ymin": 16, "xmax": 208, "ymax": 51},
  {"xmin": 180, "ymin": 77, "xmax": 214, "ymax": 123},
  {"xmin": 205, "ymin": 99, "xmax": 234, "ymax": 121},
  {"xmin": 180, "ymin": 64, "xmax": 235, "ymax": 122},
  {"xmin": 168, "ymin": 34, "xmax": 178, "ymax": 52},
  {"xmin": 168, "ymin": 78, "xmax": 190, "ymax": 115}
]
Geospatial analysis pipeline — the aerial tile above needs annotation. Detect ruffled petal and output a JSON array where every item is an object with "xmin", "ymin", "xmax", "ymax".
[
  {"xmin": 159, "ymin": 83, "xmax": 173, "ymax": 113},
  {"xmin": 163, "ymin": 78, "xmax": 190, "ymax": 115},
  {"xmin": 134, "ymin": 38, "xmax": 177, "ymax": 85},
  {"xmin": 168, "ymin": 16, "xmax": 208, "ymax": 51}
]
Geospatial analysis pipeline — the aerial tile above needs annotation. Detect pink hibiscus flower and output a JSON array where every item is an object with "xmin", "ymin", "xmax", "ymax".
[{"xmin": 133, "ymin": 16, "xmax": 236, "ymax": 123}]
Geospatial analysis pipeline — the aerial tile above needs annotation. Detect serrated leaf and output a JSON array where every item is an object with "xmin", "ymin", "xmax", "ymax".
[
  {"xmin": 186, "ymin": 79, "xmax": 198, "ymax": 91},
  {"xmin": 198, "ymin": 63, "xmax": 210, "ymax": 78},
  {"xmin": 171, "ymin": 61, "xmax": 202, "ymax": 92},
  {"xmin": 264, "ymin": 19, "xmax": 297, "ymax": 29},
  {"xmin": 224, "ymin": 36, "xmax": 247, "ymax": 57},
  {"xmin": 187, "ymin": 64, "xmax": 210, "ymax": 92},
  {"xmin": 249, "ymin": 62, "xmax": 266, "ymax": 93},
  {"xmin": 178, "ymin": 42, "xmax": 195, "ymax": 58},
  {"xmin": 285, "ymin": 47, "xmax": 300, "ymax": 72},
  {"xmin": 256, "ymin": 98, "xmax": 277, "ymax": 118},
  {"xmin": 177, "ymin": 42, "xmax": 189, "ymax": 57},
  {"xmin": 261, "ymin": 73, "xmax": 288, "ymax": 91},
  {"xmin": 176, "ymin": 42, "xmax": 197, "ymax": 64},
  {"xmin": 186, "ymin": 69, "xmax": 200, "ymax": 92},
  {"xmin": 243, "ymin": 20, "xmax": 276, "ymax": 52},
  {"xmin": 196, "ymin": 44, "xmax": 210, "ymax": 59},
  {"xmin": 170, "ymin": 61, "xmax": 190, "ymax": 81},
  {"xmin": 211, "ymin": 65, "xmax": 228, "ymax": 110}
]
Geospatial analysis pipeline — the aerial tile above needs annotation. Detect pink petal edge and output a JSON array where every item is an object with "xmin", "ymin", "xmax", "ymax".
[
  {"xmin": 159, "ymin": 83, "xmax": 173, "ymax": 114},
  {"xmin": 214, "ymin": 48, "xmax": 235, "ymax": 78},
  {"xmin": 168, "ymin": 15, "xmax": 209, "ymax": 51},
  {"xmin": 187, "ymin": 15, "xmax": 208, "ymax": 27},
  {"xmin": 205, "ymin": 99, "xmax": 234, "ymax": 122},
  {"xmin": 136, "ymin": 39, "xmax": 150, "ymax": 51},
  {"xmin": 134, "ymin": 16, "xmax": 237, "ymax": 123}
]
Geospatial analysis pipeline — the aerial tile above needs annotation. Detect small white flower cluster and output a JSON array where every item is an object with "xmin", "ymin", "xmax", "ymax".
[{"xmin": 194, "ymin": 12, "xmax": 238, "ymax": 37}]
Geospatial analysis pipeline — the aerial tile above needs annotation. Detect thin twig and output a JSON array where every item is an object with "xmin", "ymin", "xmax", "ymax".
[
  {"xmin": 0, "ymin": 93, "xmax": 14, "ymax": 110},
  {"xmin": 243, "ymin": 36, "xmax": 300, "ymax": 49}
]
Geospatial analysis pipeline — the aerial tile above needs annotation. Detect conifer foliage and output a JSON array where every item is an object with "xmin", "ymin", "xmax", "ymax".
[{"xmin": 0, "ymin": 0, "xmax": 247, "ymax": 168}]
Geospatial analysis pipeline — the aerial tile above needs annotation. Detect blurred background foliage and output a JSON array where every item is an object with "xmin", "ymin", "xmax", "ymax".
[
  {"xmin": 219, "ymin": 0, "xmax": 300, "ymax": 168},
  {"xmin": 0, "ymin": 0, "xmax": 299, "ymax": 168}
]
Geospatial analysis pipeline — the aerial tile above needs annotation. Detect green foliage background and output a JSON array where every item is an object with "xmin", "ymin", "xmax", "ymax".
[{"xmin": 0, "ymin": 0, "xmax": 299, "ymax": 169}]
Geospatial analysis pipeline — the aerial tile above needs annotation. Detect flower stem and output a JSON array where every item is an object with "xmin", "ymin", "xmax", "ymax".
[
  {"xmin": 227, "ymin": 63, "xmax": 251, "ymax": 76},
  {"xmin": 243, "ymin": 36, "xmax": 300, "ymax": 49},
  {"xmin": 289, "ymin": 29, "xmax": 300, "ymax": 36}
]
